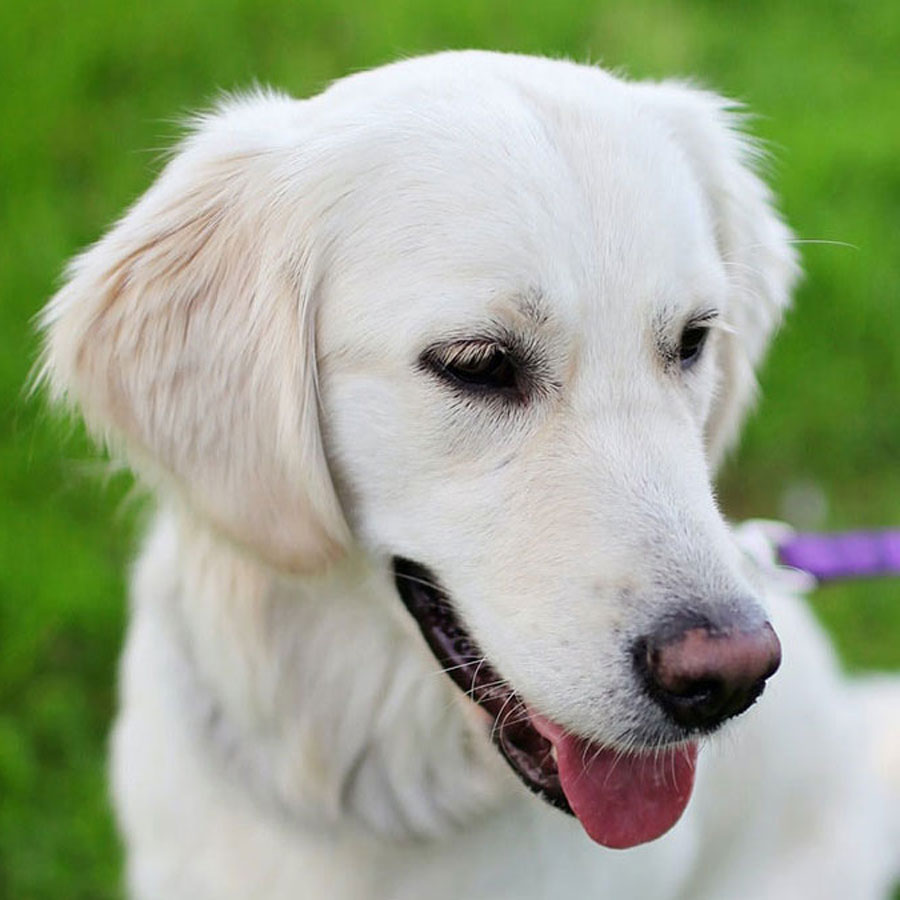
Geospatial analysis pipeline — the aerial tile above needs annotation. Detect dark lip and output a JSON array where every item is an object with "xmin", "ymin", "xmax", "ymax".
[{"xmin": 392, "ymin": 556, "xmax": 572, "ymax": 815}]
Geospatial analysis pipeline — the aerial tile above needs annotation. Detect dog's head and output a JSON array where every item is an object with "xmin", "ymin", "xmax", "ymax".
[{"xmin": 41, "ymin": 53, "xmax": 797, "ymax": 847}]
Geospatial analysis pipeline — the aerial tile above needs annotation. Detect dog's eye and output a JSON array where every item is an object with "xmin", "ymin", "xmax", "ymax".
[
  {"xmin": 423, "ymin": 340, "xmax": 520, "ymax": 394},
  {"xmin": 678, "ymin": 325, "xmax": 710, "ymax": 370}
]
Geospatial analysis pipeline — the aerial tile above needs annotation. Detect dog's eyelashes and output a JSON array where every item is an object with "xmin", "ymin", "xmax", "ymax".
[{"xmin": 678, "ymin": 325, "xmax": 710, "ymax": 370}]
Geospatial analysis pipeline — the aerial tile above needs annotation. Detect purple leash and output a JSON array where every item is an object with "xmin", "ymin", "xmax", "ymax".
[{"xmin": 778, "ymin": 530, "xmax": 900, "ymax": 581}]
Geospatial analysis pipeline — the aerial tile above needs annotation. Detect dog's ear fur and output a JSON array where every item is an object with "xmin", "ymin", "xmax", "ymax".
[
  {"xmin": 40, "ymin": 92, "xmax": 350, "ymax": 572},
  {"xmin": 640, "ymin": 82, "xmax": 800, "ymax": 468}
]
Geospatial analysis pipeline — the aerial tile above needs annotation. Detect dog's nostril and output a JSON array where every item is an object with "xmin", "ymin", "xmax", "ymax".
[{"xmin": 637, "ymin": 619, "xmax": 782, "ymax": 732}]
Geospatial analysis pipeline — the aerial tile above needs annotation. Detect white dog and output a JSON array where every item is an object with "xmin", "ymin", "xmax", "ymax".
[{"xmin": 41, "ymin": 51, "xmax": 899, "ymax": 898}]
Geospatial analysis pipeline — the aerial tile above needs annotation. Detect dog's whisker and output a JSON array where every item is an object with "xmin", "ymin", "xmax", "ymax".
[
  {"xmin": 730, "ymin": 237, "xmax": 858, "ymax": 253},
  {"xmin": 489, "ymin": 691, "xmax": 521, "ymax": 745},
  {"xmin": 427, "ymin": 656, "xmax": 489, "ymax": 678},
  {"xmin": 469, "ymin": 656, "xmax": 490, "ymax": 695},
  {"xmin": 465, "ymin": 678, "xmax": 510, "ymax": 699},
  {"xmin": 393, "ymin": 571, "xmax": 448, "ymax": 595}
]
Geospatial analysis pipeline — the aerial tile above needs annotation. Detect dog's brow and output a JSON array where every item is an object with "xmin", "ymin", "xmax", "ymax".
[{"xmin": 512, "ymin": 291, "xmax": 551, "ymax": 327}]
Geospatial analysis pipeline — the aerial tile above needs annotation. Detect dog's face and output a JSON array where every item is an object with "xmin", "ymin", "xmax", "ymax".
[{"xmin": 41, "ymin": 53, "xmax": 797, "ymax": 848}]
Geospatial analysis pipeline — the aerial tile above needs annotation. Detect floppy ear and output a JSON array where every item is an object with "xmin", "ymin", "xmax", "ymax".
[
  {"xmin": 40, "ymin": 92, "xmax": 351, "ymax": 573},
  {"xmin": 640, "ymin": 82, "xmax": 800, "ymax": 468}
]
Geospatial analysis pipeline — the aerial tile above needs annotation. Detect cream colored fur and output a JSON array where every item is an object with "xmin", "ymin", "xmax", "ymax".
[{"xmin": 41, "ymin": 51, "xmax": 899, "ymax": 898}]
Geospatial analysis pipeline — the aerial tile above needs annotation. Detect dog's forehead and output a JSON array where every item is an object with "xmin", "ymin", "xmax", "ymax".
[{"xmin": 316, "ymin": 60, "xmax": 726, "ymax": 351}]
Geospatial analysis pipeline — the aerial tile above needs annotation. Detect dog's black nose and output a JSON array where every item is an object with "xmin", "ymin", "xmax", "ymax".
[{"xmin": 635, "ymin": 616, "xmax": 782, "ymax": 731}]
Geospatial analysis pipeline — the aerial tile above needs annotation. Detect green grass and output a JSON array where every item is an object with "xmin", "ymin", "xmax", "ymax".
[{"xmin": 2, "ymin": 0, "xmax": 899, "ymax": 895}]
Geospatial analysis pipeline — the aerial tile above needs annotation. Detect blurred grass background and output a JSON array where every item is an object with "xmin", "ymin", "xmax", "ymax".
[{"xmin": 1, "ymin": 0, "xmax": 898, "ymax": 896}]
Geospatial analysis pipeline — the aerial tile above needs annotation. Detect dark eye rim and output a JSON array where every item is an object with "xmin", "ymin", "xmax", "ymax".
[
  {"xmin": 677, "ymin": 320, "xmax": 714, "ymax": 371},
  {"xmin": 419, "ymin": 338, "xmax": 527, "ymax": 400}
]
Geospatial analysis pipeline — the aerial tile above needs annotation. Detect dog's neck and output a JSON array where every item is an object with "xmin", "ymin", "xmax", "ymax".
[{"xmin": 142, "ymin": 505, "xmax": 509, "ymax": 839}]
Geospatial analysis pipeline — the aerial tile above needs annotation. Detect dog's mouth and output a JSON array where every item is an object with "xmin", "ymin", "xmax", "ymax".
[{"xmin": 393, "ymin": 557, "xmax": 698, "ymax": 849}]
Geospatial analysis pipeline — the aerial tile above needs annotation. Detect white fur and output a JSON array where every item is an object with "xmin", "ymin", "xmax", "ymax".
[{"xmin": 41, "ymin": 51, "xmax": 899, "ymax": 898}]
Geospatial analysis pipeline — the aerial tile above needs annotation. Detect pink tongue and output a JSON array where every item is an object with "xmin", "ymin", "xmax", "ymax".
[{"xmin": 531, "ymin": 714, "xmax": 698, "ymax": 849}]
